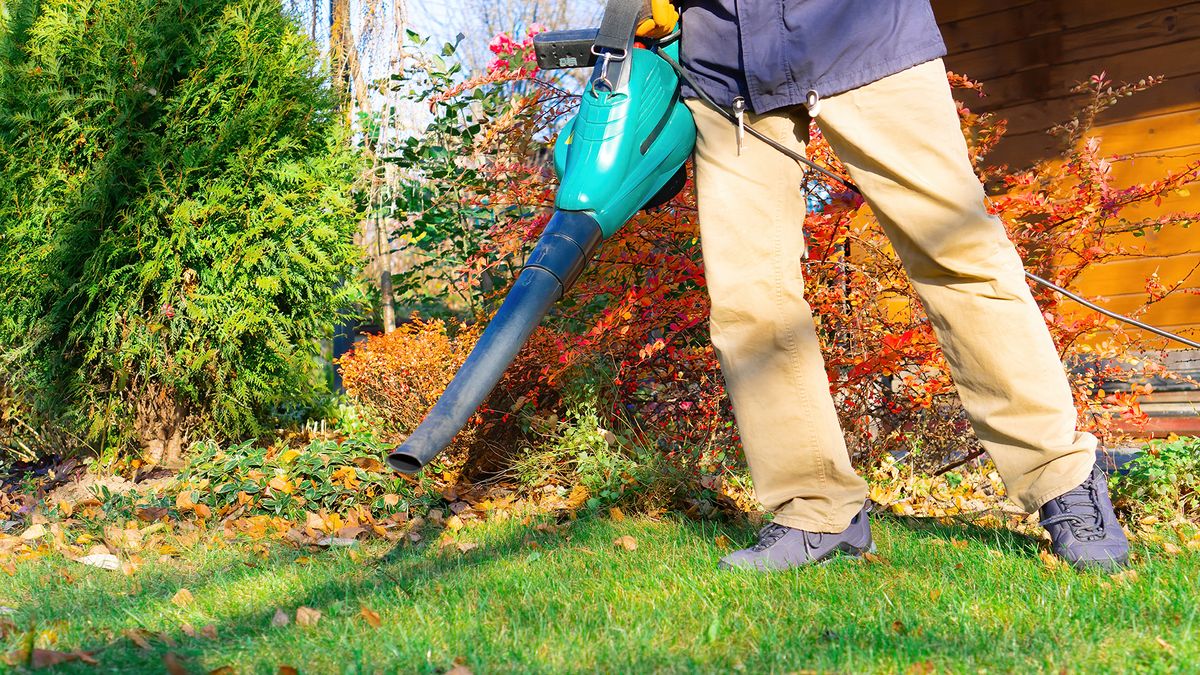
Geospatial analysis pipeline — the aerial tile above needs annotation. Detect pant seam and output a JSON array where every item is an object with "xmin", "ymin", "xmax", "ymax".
[{"xmin": 769, "ymin": 136, "xmax": 831, "ymax": 530}]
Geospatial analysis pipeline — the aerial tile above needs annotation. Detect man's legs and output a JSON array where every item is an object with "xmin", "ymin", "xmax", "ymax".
[
  {"xmin": 686, "ymin": 99, "xmax": 869, "ymax": 533},
  {"xmin": 814, "ymin": 58, "xmax": 1097, "ymax": 513}
]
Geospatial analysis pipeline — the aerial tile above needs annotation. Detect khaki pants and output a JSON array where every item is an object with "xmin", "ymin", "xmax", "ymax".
[{"xmin": 687, "ymin": 58, "xmax": 1096, "ymax": 533}]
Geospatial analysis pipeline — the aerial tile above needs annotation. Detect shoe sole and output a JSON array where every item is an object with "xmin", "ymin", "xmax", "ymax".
[{"xmin": 719, "ymin": 541, "xmax": 877, "ymax": 572}]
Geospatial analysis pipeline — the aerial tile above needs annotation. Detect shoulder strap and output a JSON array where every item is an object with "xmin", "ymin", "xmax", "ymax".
[{"xmin": 593, "ymin": 0, "xmax": 647, "ymax": 52}]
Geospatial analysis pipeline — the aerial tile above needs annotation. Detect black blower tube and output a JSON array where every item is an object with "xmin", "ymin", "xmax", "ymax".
[{"xmin": 387, "ymin": 211, "xmax": 604, "ymax": 473}]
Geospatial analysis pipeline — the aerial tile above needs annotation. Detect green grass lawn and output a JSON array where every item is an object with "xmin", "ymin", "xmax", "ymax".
[{"xmin": 2, "ymin": 513, "xmax": 1197, "ymax": 673}]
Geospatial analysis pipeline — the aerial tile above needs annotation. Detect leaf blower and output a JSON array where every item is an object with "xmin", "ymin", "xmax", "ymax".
[
  {"xmin": 387, "ymin": 0, "xmax": 693, "ymax": 473},
  {"xmin": 388, "ymin": 0, "xmax": 1200, "ymax": 474}
]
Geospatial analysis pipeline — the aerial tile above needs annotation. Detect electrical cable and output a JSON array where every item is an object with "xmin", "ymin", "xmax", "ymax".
[{"xmin": 656, "ymin": 47, "xmax": 1200, "ymax": 351}]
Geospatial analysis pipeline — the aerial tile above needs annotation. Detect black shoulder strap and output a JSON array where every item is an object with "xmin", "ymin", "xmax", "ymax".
[{"xmin": 593, "ymin": 0, "xmax": 646, "ymax": 53}]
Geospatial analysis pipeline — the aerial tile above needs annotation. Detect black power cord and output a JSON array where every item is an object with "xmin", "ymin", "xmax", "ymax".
[{"xmin": 656, "ymin": 48, "xmax": 1200, "ymax": 351}]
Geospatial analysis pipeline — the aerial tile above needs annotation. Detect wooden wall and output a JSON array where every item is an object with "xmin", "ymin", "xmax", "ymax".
[{"xmin": 932, "ymin": 0, "xmax": 1200, "ymax": 342}]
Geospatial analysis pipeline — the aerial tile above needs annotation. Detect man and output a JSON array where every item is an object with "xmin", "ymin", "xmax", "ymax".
[{"xmin": 654, "ymin": 0, "xmax": 1130, "ymax": 571}]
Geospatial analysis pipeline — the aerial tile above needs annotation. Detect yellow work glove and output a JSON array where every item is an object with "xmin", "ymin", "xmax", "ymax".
[{"xmin": 636, "ymin": 0, "xmax": 679, "ymax": 39}]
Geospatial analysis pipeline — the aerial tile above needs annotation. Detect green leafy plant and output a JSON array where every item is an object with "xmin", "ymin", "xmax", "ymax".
[
  {"xmin": 0, "ymin": 0, "xmax": 364, "ymax": 464},
  {"xmin": 1112, "ymin": 436, "xmax": 1200, "ymax": 521},
  {"xmin": 178, "ymin": 437, "xmax": 414, "ymax": 521}
]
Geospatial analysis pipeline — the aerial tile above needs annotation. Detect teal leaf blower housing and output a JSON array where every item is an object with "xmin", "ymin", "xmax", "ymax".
[{"xmin": 387, "ymin": 2, "xmax": 696, "ymax": 473}]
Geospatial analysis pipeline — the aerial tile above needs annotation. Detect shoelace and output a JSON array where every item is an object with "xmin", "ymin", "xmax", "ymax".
[
  {"xmin": 750, "ymin": 523, "xmax": 791, "ymax": 551},
  {"xmin": 1039, "ymin": 470, "xmax": 1107, "ymax": 541}
]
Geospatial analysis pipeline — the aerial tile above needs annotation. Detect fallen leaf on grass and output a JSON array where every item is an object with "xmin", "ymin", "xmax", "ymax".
[
  {"xmin": 171, "ymin": 588, "xmax": 194, "ymax": 606},
  {"xmin": 278, "ymin": 666, "xmax": 300, "ymax": 675},
  {"xmin": 1162, "ymin": 542, "xmax": 1181, "ymax": 555},
  {"xmin": 891, "ymin": 620, "xmax": 907, "ymax": 635},
  {"xmin": 1156, "ymin": 637, "xmax": 1175, "ymax": 654},
  {"xmin": 360, "ymin": 607, "xmax": 382, "ymax": 628},
  {"xmin": 296, "ymin": 606, "xmax": 321, "ymax": 627},
  {"xmin": 20, "ymin": 524, "xmax": 46, "ymax": 541},
  {"xmin": 862, "ymin": 551, "xmax": 884, "ymax": 565},
  {"xmin": 1111, "ymin": 569, "xmax": 1140, "ymax": 584},
  {"xmin": 271, "ymin": 609, "xmax": 290, "ymax": 627},
  {"xmin": 928, "ymin": 588, "xmax": 942, "ymax": 602},
  {"xmin": 209, "ymin": 666, "xmax": 236, "ymax": 675},
  {"xmin": 445, "ymin": 515, "xmax": 464, "ymax": 532},
  {"xmin": 5, "ymin": 648, "xmax": 99, "ymax": 668},
  {"xmin": 193, "ymin": 504, "xmax": 212, "ymax": 519},
  {"xmin": 714, "ymin": 535, "xmax": 732, "ymax": 550},
  {"xmin": 180, "ymin": 623, "xmax": 216, "ymax": 639},
  {"xmin": 1038, "ymin": 550, "xmax": 1066, "ymax": 571},
  {"xmin": 163, "ymin": 652, "xmax": 188, "ymax": 675},
  {"xmin": 950, "ymin": 539, "xmax": 968, "ymax": 550},
  {"xmin": 123, "ymin": 628, "xmax": 153, "ymax": 650},
  {"xmin": 609, "ymin": 507, "xmax": 626, "ymax": 522},
  {"xmin": 613, "ymin": 536, "xmax": 638, "ymax": 552},
  {"xmin": 77, "ymin": 553, "xmax": 120, "ymax": 570}
]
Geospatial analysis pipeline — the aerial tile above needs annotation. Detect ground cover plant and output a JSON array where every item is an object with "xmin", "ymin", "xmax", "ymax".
[{"xmin": 0, "ymin": 0, "xmax": 363, "ymax": 466}]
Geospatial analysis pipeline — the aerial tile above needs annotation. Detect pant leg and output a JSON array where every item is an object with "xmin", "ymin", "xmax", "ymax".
[
  {"xmin": 814, "ymin": 58, "xmax": 1096, "ymax": 513},
  {"xmin": 686, "ymin": 98, "xmax": 869, "ymax": 532}
]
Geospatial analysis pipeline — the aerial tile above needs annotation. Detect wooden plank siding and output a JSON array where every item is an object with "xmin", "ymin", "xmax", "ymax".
[{"xmin": 932, "ymin": 0, "xmax": 1200, "ymax": 348}]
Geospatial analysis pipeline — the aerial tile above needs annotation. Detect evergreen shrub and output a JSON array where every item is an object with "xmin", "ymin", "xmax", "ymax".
[{"xmin": 0, "ymin": 0, "xmax": 363, "ymax": 464}]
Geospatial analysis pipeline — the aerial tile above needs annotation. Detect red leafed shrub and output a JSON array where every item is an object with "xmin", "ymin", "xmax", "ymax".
[{"xmin": 360, "ymin": 36, "xmax": 1199, "ymax": 478}]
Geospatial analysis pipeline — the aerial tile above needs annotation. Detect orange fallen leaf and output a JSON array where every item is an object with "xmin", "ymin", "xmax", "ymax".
[
  {"xmin": 201, "ymin": 624, "xmax": 217, "ymax": 639},
  {"xmin": 714, "ymin": 535, "xmax": 732, "ymax": 550},
  {"xmin": 928, "ymin": 588, "xmax": 943, "ymax": 602},
  {"xmin": 609, "ymin": 507, "xmax": 626, "ymax": 523},
  {"xmin": 445, "ymin": 515, "xmax": 464, "ymax": 532},
  {"xmin": 1111, "ymin": 569, "xmax": 1140, "ymax": 584},
  {"xmin": 171, "ymin": 588, "xmax": 194, "ymax": 607},
  {"xmin": 175, "ymin": 491, "xmax": 195, "ymax": 511},
  {"xmin": 862, "ymin": 551, "xmax": 884, "ymax": 565},
  {"xmin": 296, "ymin": 606, "xmax": 322, "ymax": 627},
  {"xmin": 383, "ymin": 494, "xmax": 400, "ymax": 507},
  {"xmin": 891, "ymin": 620, "xmax": 907, "ymax": 634},
  {"xmin": 1038, "ymin": 550, "xmax": 1065, "ymax": 571},
  {"xmin": 613, "ymin": 536, "xmax": 637, "ymax": 552},
  {"xmin": 193, "ymin": 503, "xmax": 212, "ymax": 519},
  {"xmin": 360, "ymin": 606, "xmax": 382, "ymax": 628},
  {"xmin": 1156, "ymin": 637, "xmax": 1175, "ymax": 654},
  {"xmin": 209, "ymin": 667, "xmax": 236, "ymax": 675},
  {"xmin": 278, "ymin": 666, "xmax": 300, "ymax": 675}
]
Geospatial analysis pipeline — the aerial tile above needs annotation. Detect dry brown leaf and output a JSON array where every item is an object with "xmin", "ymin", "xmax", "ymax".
[
  {"xmin": 613, "ymin": 535, "xmax": 638, "ymax": 552},
  {"xmin": 891, "ymin": 620, "xmax": 907, "ymax": 635},
  {"xmin": 1111, "ymin": 569, "xmax": 1140, "ymax": 584},
  {"xmin": 609, "ymin": 507, "xmax": 626, "ymax": 522},
  {"xmin": 296, "ymin": 606, "xmax": 322, "ymax": 627},
  {"xmin": 456, "ymin": 541, "xmax": 479, "ymax": 554},
  {"xmin": 171, "ymin": 588, "xmax": 194, "ymax": 607},
  {"xmin": 1156, "ymin": 637, "xmax": 1175, "ymax": 654},
  {"xmin": 1163, "ymin": 542, "xmax": 1182, "ymax": 555},
  {"xmin": 278, "ymin": 666, "xmax": 300, "ymax": 675},
  {"xmin": 445, "ymin": 667, "xmax": 474, "ymax": 675},
  {"xmin": 209, "ymin": 667, "xmax": 236, "ymax": 675},
  {"xmin": 714, "ymin": 535, "xmax": 732, "ymax": 550},
  {"xmin": 193, "ymin": 503, "xmax": 212, "ymax": 519},
  {"xmin": 271, "ymin": 608, "xmax": 290, "ymax": 627},
  {"xmin": 360, "ymin": 606, "xmax": 382, "ymax": 628},
  {"xmin": 862, "ymin": 551, "xmax": 884, "ymax": 565},
  {"xmin": 31, "ymin": 648, "xmax": 99, "ymax": 667},
  {"xmin": 182, "ymin": 624, "xmax": 197, "ymax": 638},
  {"xmin": 123, "ymin": 628, "xmax": 153, "ymax": 650},
  {"xmin": 950, "ymin": 539, "xmax": 969, "ymax": 550},
  {"xmin": 137, "ymin": 507, "xmax": 169, "ymax": 522},
  {"xmin": 1038, "ymin": 550, "xmax": 1065, "ymax": 571},
  {"xmin": 928, "ymin": 588, "xmax": 943, "ymax": 602},
  {"xmin": 445, "ymin": 515, "xmax": 464, "ymax": 532},
  {"xmin": 20, "ymin": 524, "xmax": 47, "ymax": 541},
  {"xmin": 383, "ymin": 494, "xmax": 400, "ymax": 507},
  {"xmin": 163, "ymin": 652, "xmax": 189, "ymax": 675},
  {"xmin": 200, "ymin": 624, "xmax": 217, "ymax": 639},
  {"xmin": 305, "ymin": 512, "xmax": 325, "ymax": 532},
  {"xmin": 353, "ymin": 457, "xmax": 385, "ymax": 472},
  {"xmin": 175, "ymin": 491, "xmax": 195, "ymax": 511}
]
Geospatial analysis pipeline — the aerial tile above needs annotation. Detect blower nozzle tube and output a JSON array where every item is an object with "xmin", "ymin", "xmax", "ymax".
[{"xmin": 387, "ymin": 211, "xmax": 603, "ymax": 473}]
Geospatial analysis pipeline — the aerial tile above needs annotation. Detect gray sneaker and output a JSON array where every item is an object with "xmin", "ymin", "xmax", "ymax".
[
  {"xmin": 719, "ymin": 504, "xmax": 874, "ymax": 571},
  {"xmin": 1039, "ymin": 465, "xmax": 1130, "ymax": 571}
]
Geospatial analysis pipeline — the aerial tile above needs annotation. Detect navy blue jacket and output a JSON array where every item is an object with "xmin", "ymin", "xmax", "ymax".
[{"xmin": 679, "ymin": 0, "xmax": 947, "ymax": 113}]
